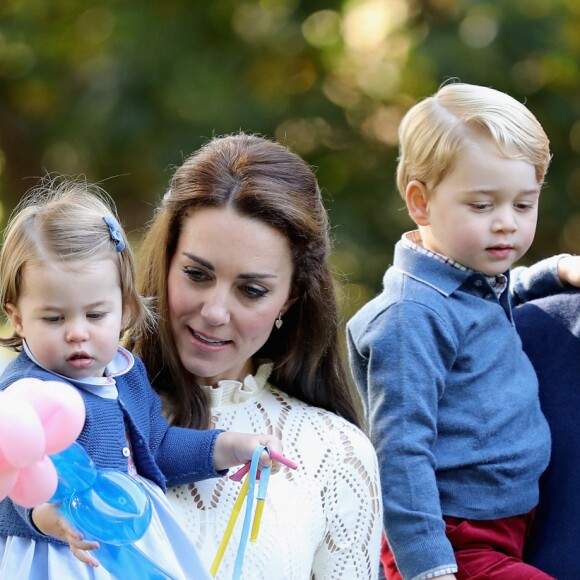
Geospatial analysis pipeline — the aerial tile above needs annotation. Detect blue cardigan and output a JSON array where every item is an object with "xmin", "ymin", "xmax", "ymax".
[
  {"xmin": 0, "ymin": 349, "xmax": 224, "ymax": 542},
  {"xmin": 347, "ymin": 241, "xmax": 561, "ymax": 580},
  {"xmin": 515, "ymin": 291, "xmax": 580, "ymax": 580}
]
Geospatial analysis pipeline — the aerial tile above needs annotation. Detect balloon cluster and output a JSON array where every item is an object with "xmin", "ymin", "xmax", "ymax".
[
  {"xmin": 0, "ymin": 378, "xmax": 85, "ymax": 507},
  {"xmin": 0, "ymin": 377, "xmax": 176, "ymax": 579}
]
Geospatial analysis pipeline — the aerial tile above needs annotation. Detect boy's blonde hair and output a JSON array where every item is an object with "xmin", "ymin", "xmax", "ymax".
[
  {"xmin": 396, "ymin": 82, "xmax": 551, "ymax": 197},
  {"xmin": 0, "ymin": 177, "xmax": 149, "ymax": 350}
]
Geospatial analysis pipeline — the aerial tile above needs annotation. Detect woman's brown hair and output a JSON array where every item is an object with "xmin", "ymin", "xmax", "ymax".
[{"xmin": 127, "ymin": 133, "xmax": 365, "ymax": 430}]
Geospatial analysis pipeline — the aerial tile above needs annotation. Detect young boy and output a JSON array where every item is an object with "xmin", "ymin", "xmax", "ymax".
[{"xmin": 347, "ymin": 83, "xmax": 578, "ymax": 580}]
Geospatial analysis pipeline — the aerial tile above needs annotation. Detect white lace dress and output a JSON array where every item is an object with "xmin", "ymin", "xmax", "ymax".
[{"xmin": 166, "ymin": 363, "xmax": 383, "ymax": 580}]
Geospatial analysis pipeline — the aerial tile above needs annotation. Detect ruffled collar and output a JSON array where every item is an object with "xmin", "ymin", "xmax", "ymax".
[{"xmin": 201, "ymin": 361, "xmax": 274, "ymax": 407}]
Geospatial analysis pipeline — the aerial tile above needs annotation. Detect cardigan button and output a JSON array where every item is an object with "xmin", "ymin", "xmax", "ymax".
[
  {"xmin": 122, "ymin": 447, "xmax": 131, "ymax": 458},
  {"xmin": 474, "ymin": 279, "xmax": 483, "ymax": 287}
]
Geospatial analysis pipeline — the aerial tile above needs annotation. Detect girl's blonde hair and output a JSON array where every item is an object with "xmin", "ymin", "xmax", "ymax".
[
  {"xmin": 396, "ymin": 82, "xmax": 552, "ymax": 196},
  {"xmin": 0, "ymin": 177, "xmax": 149, "ymax": 350}
]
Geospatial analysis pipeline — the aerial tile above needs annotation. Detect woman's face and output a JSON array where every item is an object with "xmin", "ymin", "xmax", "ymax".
[{"xmin": 167, "ymin": 206, "xmax": 295, "ymax": 386}]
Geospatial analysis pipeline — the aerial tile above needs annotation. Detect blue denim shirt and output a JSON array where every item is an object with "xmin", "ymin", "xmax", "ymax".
[{"xmin": 347, "ymin": 241, "xmax": 561, "ymax": 580}]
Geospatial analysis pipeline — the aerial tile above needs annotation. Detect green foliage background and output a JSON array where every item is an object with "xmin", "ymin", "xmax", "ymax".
[{"xmin": 1, "ymin": 0, "xmax": 580, "ymax": 319}]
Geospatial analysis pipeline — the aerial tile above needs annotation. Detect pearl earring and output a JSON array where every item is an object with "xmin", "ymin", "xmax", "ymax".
[{"xmin": 275, "ymin": 312, "xmax": 283, "ymax": 330}]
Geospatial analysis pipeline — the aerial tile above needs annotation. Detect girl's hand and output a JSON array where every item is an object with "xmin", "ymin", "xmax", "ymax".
[
  {"xmin": 213, "ymin": 432, "xmax": 283, "ymax": 473},
  {"xmin": 32, "ymin": 503, "xmax": 101, "ymax": 567}
]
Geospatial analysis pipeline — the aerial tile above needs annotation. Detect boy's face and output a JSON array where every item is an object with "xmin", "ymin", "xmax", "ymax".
[
  {"xmin": 412, "ymin": 133, "xmax": 540, "ymax": 276},
  {"xmin": 5, "ymin": 258, "xmax": 126, "ymax": 379}
]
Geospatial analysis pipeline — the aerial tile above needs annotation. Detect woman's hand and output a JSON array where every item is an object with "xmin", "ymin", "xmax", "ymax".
[
  {"xmin": 32, "ymin": 503, "xmax": 101, "ymax": 567},
  {"xmin": 213, "ymin": 431, "xmax": 283, "ymax": 472}
]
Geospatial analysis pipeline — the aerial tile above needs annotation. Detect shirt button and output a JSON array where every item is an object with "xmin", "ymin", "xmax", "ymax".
[
  {"xmin": 474, "ymin": 279, "xmax": 483, "ymax": 287},
  {"xmin": 122, "ymin": 447, "xmax": 131, "ymax": 458}
]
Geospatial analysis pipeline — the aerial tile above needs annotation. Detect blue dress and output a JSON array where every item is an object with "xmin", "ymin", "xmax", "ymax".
[
  {"xmin": 0, "ymin": 478, "xmax": 209, "ymax": 579},
  {"xmin": 0, "ymin": 345, "xmax": 211, "ymax": 580}
]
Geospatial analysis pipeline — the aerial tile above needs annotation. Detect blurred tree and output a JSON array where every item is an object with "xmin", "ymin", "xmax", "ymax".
[{"xmin": 1, "ymin": 0, "xmax": 580, "ymax": 318}]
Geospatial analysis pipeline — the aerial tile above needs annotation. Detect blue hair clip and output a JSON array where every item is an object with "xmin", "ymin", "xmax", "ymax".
[{"xmin": 103, "ymin": 216, "xmax": 126, "ymax": 252}]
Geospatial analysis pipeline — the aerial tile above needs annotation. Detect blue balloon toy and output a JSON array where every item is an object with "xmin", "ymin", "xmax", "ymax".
[
  {"xmin": 49, "ymin": 443, "xmax": 96, "ymax": 502},
  {"xmin": 50, "ymin": 442, "xmax": 175, "ymax": 579}
]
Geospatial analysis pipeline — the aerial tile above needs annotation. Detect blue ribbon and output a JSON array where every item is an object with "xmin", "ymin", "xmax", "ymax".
[{"xmin": 103, "ymin": 216, "xmax": 126, "ymax": 252}]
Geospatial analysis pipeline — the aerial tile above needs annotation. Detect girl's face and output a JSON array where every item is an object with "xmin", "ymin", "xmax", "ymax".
[
  {"xmin": 5, "ymin": 258, "xmax": 127, "ymax": 379},
  {"xmin": 167, "ymin": 207, "xmax": 295, "ymax": 386}
]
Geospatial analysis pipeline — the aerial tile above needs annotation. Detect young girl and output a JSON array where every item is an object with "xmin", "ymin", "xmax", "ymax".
[{"xmin": 0, "ymin": 179, "xmax": 282, "ymax": 579}]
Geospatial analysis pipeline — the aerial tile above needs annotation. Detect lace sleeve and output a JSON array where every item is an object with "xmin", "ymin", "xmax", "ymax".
[{"xmin": 312, "ymin": 419, "xmax": 383, "ymax": 579}]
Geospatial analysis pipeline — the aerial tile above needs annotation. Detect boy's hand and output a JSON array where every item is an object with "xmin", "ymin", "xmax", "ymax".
[
  {"xmin": 32, "ymin": 503, "xmax": 101, "ymax": 567},
  {"xmin": 558, "ymin": 255, "xmax": 580, "ymax": 287},
  {"xmin": 213, "ymin": 431, "xmax": 283, "ymax": 473}
]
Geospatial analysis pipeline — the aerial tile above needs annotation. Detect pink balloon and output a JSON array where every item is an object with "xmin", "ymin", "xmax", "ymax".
[
  {"xmin": 0, "ymin": 378, "xmax": 87, "ymax": 507},
  {"xmin": 8, "ymin": 456, "xmax": 58, "ymax": 508},
  {"xmin": 0, "ymin": 394, "xmax": 45, "ymax": 468},
  {"xmin": 5, "ymin": 379, "xmax": 85, "ymax": 454},
  {"xmin": 0, "ymin": 465, "xmax": 18, "ymax": 502},
  {"xmin": 0, "ymin": 444, "xmax": 11, "ymax": 471}
]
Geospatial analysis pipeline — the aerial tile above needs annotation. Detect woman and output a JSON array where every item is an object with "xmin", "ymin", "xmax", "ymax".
[{"xmin": 128, "ymin": 133, "xmax": 382, "ymax": 579}]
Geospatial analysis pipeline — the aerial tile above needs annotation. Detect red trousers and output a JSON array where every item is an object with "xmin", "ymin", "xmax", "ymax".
[{"xmin": 381, "ymin": 512, "xmax": 555, "ymax": 580}]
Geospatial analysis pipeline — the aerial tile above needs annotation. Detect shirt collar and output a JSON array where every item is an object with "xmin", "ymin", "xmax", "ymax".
[
  {"xmin": 401, "ymin": 231, "xmax": 508, "ymax": 298},
  {"xmin": 22, "ymin": 341, "xmax": 134, "ymax": 399}
]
